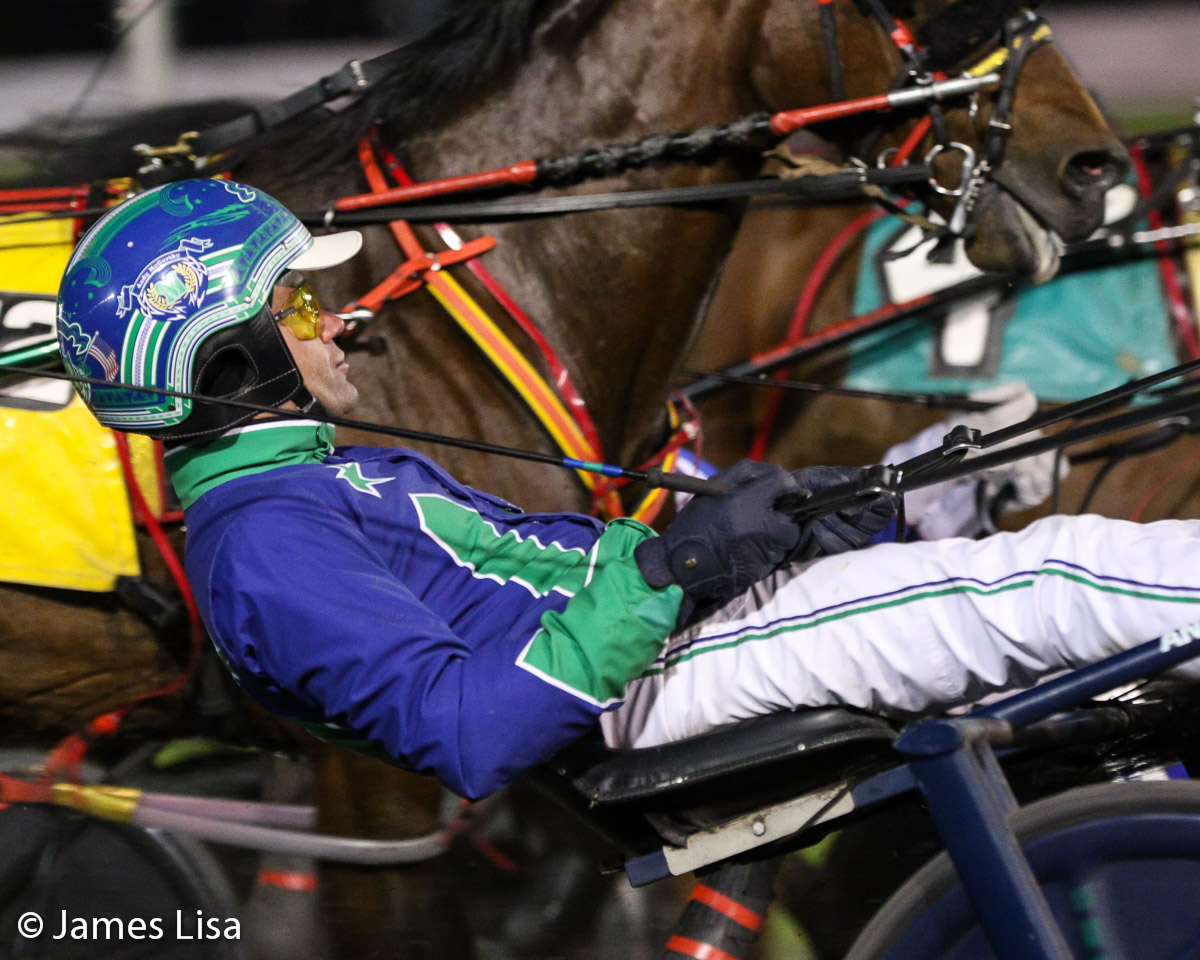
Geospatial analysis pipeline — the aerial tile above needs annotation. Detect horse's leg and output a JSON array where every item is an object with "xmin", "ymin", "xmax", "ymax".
[{"xmin": 312, "ymin": 746, "xmax": 474, "ymax": 960}]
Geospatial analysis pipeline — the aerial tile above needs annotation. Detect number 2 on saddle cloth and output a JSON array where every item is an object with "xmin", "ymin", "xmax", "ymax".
[{"xmin": 346, "ymin": 130, "xmax": 699, "ymax": 523}]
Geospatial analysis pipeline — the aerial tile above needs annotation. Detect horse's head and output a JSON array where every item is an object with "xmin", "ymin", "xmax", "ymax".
[{"xmin": 749, "ymin": 0, "xmax": 1128, "ymax": 280}]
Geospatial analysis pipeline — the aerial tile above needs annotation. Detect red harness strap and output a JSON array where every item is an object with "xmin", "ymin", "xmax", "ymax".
[
  {"xmin": 352, "ymin": 239, "xmax": 498, "ymax": 311},
  {"xmin": 347, "ymin": 133, "xmax": 699, "ymax": 523},
  {"xmin": 1131, "ymin": 142, "xmax": 1200, "ymax": 361},
  {"xmin": 350, "ymin": 138, "xmax": 498, "ymax": 311},
  {"xmin": 366, "ymin": 133, "xmax": 607, "ymax": 460},
  {"xmin": 748, "ymin": 208, "xmax": 885, "ymax": 460},
  {"xmin": 44, "ymin": 434, "xmax": 202, "ymax": 781},
  {"xmin": 0, "ymin": 184, "xmax": 88, "ymax": 215},
  {"xmin": 0, "ymin": 183, "xmax": 91, "ymax": 249}
]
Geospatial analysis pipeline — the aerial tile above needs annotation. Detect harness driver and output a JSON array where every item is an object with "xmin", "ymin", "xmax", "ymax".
[{"xmin": 56, "ymin": 180, "xmax": 1200, "ymax": 798}]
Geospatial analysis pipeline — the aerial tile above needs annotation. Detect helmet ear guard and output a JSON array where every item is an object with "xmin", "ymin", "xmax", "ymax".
[{"xmin": 155, "ymin": 305, "xmax": 312, "ymax": 443}]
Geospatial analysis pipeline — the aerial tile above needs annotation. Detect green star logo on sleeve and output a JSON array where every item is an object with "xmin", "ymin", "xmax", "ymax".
[{"xmin": 329, "ymin": 462, "xmax": 395, "ymax": 498}]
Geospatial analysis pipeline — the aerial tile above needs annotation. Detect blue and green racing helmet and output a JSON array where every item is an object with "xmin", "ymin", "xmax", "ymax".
[{"xmin": 56, "ymin": 178, "xmax": 361, "ymax": 442}]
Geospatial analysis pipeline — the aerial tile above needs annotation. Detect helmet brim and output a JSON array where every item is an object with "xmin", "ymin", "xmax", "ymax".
[{"xmin": 287, "ymin": 230, "xmax": 363, "ymax": 271}]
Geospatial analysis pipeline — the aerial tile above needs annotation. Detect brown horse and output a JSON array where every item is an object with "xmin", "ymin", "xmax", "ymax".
[{"xmin": 1, "ymin": 0, "xmax": 1124, "ymax": 955}]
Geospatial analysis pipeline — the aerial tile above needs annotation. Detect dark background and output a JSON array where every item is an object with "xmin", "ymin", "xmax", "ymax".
[
  {"xmin": 0, "ymin": 0, "xmax": 1125, "ymax": 56},
  {"xmin": 6, "ymin": 0, "xmax": 412, "ymax": 54}
]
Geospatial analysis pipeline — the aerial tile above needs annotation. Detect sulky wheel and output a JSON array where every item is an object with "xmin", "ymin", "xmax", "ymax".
[{"xmin": 846, "ymin": 779, "xmax": 1200, "ymax": 960}]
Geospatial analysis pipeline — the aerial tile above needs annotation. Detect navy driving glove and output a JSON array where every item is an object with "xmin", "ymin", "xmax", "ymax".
[
  {"xmin": 789, "ymin": 465, "xmax": 896, "ymax": 560},
  {"xmin": 635, "ymin": 459, "xmax": 801, "ymax": 603}
]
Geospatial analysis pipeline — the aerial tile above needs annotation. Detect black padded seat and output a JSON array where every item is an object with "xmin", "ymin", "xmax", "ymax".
[{"xmin": 554, "ymin": 707, "xmax": 898, "ymax": 806}]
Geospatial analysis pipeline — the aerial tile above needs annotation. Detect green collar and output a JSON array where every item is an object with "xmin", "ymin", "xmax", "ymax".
[{"xmin": 164, "ymin": 419, "xmax": 335, "ymax": 509}]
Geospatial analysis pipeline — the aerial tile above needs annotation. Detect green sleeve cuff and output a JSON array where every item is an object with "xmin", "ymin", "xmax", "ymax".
[{"xmin": 516, "ymin": 518, "xmax": 683, "ymax": 707}]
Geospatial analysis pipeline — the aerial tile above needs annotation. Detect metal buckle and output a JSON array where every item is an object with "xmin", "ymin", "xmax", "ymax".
[
  {"xmin": 876, "ymin": 147, "xmax": 906, "ymax": 170},
  {"xmin": 941, "ymin": 424, "xmax": 983, "ymax": 456},
  {"xmin": 925, "ymin": 142, "xmax": 978, "ymax": 198},
  {"xmin": 133, "ymin": 131, "xmax": 199, "ymax": 162}
]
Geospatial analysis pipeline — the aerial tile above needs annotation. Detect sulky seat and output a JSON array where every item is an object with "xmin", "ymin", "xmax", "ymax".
[
  {"xmin": 540, "ymin": 683, "xmax": 1200, "ymax": 885},
  {"xmin": 561, "ymin": 707, "xmax": 897, "ymax": 804},
  {"xmin": 539, "ymin": 707, "xmax": 901, "ymax": 884}
]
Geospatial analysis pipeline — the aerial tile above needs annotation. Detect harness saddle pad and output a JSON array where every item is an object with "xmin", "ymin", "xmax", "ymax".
[
  {"xmin": 0, "ymin": 214, "xmax": 150, "ymax": 592},
  {"xmin": 845, "ymin": 191, "xmax": 1177, "ymax": 403}
]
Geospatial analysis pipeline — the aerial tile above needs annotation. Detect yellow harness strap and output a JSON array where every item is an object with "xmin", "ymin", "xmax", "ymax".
[
  {"xmin": 967, "ymin": 23, "xmax": 1053, "ymax": 77},
  {"xmin": 422, "ymin": 269, "xmax": 622, "ymax": 504},
  {"xmin": 356, "ymin": 138, "xmax": 640, "ymax": 516}
]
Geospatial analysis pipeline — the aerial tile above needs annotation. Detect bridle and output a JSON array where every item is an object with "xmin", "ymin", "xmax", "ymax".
[{"xmin": 819, "ymin": 1, "xmax": 1054, "ymax": 241}]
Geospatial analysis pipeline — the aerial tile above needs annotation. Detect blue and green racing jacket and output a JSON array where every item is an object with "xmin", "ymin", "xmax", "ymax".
[{"xmin": 167, "ymin": 418, "xmax": 684, "ymax": 798}]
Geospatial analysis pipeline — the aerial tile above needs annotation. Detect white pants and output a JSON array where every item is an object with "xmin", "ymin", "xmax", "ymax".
[{"xmin": 603, "ymin": 514, "xmax": 1200, "ymax": 750}]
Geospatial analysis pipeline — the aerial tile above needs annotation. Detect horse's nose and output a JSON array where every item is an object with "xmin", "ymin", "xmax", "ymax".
[{"xmin": 1060, "ymin": 146, "xmax": 1130, "ymax": 201}]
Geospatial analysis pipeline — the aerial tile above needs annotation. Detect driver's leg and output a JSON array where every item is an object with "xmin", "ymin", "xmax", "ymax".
[{"xmin": 604, "ymin": 513, "xmax": 1200, "ymax": 750}]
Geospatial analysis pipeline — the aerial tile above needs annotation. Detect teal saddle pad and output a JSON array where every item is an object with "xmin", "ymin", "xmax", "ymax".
[{"xmin": 844, "ymin": 215, "xmax": 1176, "ymax": 403}]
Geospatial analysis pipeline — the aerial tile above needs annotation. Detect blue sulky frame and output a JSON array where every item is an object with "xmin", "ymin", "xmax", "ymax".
[
  {"xmin": 621, "ymin": 620, "xmax": 1200, "ymax": 958},
  {"xmin": 887, "ymin": 621, "xmax": 1200, "ymax": 960}
]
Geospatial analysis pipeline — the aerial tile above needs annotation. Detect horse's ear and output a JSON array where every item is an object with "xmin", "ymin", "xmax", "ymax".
[
  {"xmin": 918, "ymin": 0, "xmax": 1025, "ymax": 69},
  {"xmin": 533, "ymin": 0, "xmax": 609, "ymax": 47}
]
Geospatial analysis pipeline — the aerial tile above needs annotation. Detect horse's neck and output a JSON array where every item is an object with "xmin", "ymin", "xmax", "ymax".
[
  {"xmin": 384, "ymin": 0, "xmax": 780, "ymax": 467},
  {"xmin": 404, "ymin": 0, "xmax": 772, "ymax": 168}
]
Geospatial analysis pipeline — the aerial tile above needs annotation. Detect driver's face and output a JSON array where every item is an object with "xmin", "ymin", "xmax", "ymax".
[{"xmin": 271, "ymin": 277, "xmax": 359, "ymax": 417}]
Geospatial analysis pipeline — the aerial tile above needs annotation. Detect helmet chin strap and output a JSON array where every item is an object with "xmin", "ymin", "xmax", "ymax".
[
  {"xmin": 298, "ymin": 392, "xmax": 324, "ymax": 418},
  {"xmin": 265, "ymin": 301, "xmax": 318, "ymax": 420}
]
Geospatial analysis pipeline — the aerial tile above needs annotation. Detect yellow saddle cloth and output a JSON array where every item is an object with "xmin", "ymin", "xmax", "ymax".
[{"xmin": 0, "ymin": 214, "xmax": 162, "ymax": 592}]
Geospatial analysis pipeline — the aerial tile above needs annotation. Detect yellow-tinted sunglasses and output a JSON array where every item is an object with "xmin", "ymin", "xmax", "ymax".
[{"xmin": 273, "ymin": 281, "xmax": 323, "ymax": 341}]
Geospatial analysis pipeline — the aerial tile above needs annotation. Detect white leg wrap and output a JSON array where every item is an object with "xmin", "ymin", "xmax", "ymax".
[{"xmin": 603, "ymin": 514, "xmax": 1200, "ymax": 750}]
